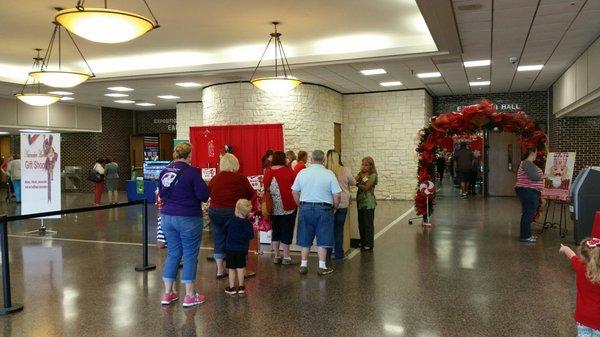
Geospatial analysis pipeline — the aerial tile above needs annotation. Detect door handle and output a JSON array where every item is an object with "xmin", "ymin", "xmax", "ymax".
[{"xmin": 507, "ymin": 144, "xmax": 513, "ymax": 171}]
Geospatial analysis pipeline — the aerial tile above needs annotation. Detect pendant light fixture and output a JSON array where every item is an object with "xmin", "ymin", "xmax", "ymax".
[
  {"xmin": 250, "ymin": 22, "xmax": 301, "ymax": 94},
  {"xmin": 29, "ymin": 22, "xmax": 95, "ymax": 88},
  {"xmin": 15, "ymin": 50, "xmax": 62, "ymax": 106},
  {"xmin": 55, "ymin": 0, "xmax": 160, "ymax": 44}
]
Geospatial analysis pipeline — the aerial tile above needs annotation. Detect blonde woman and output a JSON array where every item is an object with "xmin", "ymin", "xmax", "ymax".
[
  {"xmin": 208, "ymin": 154, "xmax": 256, "ymax": 278},
  {"xmin": 356, "ymin": 156, "xmax": 378, "ymax": 251},
  {"xmin": 325, "ymin": 150, "xmax": 355, "ymax": 260},
  {"xmin": 158, "ymin": 142, "xmax": 209, "ymax": 307}
]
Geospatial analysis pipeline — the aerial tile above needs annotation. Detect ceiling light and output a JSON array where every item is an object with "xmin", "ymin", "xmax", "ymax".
[
  {"xmin": 20, "ymin": 129, "xmax": 51, "ymax": 133},
  {"xmin": 60, "ymin": 96, "xmax": 75, "ymax": 101},
  {"xmin": 380, "ymin": 81, "xmax": 402, "ymax": 87},
  {"xmin": 48, "ymin": 91, "xmax": 73, "ymax": 95},
  {"xmin": 16, "ymin": 93, "xmax": 61, "ymax": 106},
  {"xmin": 469, "ymin": 81, "xmax": 491, "ymax": 86},
  {"xmin": 104, "ymin": 93, "xmax": 129, "ymax": 97},
  {"xmin": 464, "ymin": 59, "xmax": 491, "ymax": 68},
  {"xmin": 107, "ymin": 86, "xmax": 134, "ymax": 92},
  {"xmin": 114, "ymin": 99, "xmax": 135, "ymax": 104},
  {"xmin": 175, "ymin": 82, "xmax": 202, "ymax": 88},
  {"xmin": 517, "ymin": 64, "xmax": 544, "ymax": 71},
  {"xmin": 250, "ymin": 22, "xmax": 302, "ymax": 94},
  {"xmin": 416, "ymin": 72, "xmax": 441, "ymax": 78},
  {"xmin": 158, "ymin": 95, "xmax": 180, "ymax": 99},
  {"xmin": 0, "ymin": 132, "xmax": 9, "ymax": 135},
  {"xmin": 29, "ymin": 23, "xmax": 94, "ymax": 88},
  {"xmin": 360, "ymin": 68, "xmax": 387, "ymax": 76},
  {"xmin": 15, "ymin": 50, "xmax": 62, "ymax": 106},
  {"xmin": 55, "ymin": 1, "xmax": 160, "ymax": 44},
  {"xmin": 135, "ymin": 102, "xmax": 156, "ymax": 106}
]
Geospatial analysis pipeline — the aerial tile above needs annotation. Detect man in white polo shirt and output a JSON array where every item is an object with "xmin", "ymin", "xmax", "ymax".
[{"xmin": 292, "ymin": 150, "xmax": 342, "ymax": 275}]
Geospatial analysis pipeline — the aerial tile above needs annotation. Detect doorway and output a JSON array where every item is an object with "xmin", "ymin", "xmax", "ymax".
[{"xmin": 486, "ymin": 131, "xmax": 521, "ymax": 196}]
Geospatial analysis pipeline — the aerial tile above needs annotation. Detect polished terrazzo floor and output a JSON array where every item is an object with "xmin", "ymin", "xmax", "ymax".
[{"xmin": 0, "ymin": 186, "xmax": 579, "ymax": 337}]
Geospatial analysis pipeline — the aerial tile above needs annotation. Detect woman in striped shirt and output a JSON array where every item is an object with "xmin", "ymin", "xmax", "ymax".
[{"xmin": 514, "ymin": 148, "xmax": 545, "ymax": 243}]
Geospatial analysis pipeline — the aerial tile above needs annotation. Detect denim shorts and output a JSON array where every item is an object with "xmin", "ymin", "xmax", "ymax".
[{"xmin": 297, "ymin": 203, "xmax": 334, "ymax": 248}]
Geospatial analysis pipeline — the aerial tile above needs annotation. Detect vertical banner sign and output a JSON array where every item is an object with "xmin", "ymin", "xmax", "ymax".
[
  {"xmin": 21, "ymin": 133, "xmax": 61, "ymax": 218},
  {"xmin": 542, "ymin": 152, "xmax": 576, "ymax": 201}
]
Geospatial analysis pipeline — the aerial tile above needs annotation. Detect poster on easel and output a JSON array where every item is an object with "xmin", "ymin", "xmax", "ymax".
[
  {"xmin": 21, "ymin": 133, "xmax": 61, "ymax": 218},
  {"xmin": 542, "ymin": 152, "xmax": 576, "ymax": 201}
]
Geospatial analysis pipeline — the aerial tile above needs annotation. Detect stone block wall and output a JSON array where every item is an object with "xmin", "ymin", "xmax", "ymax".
[
  {"xmin": 201, "ymin": 83, "xmax": 343, "ymax": 155},
  {"xmin": 342, "ymin": 90, "xmax": 431, "ymax": 200},
  {"xmin": 176, "ymin": 102, "xmax": 203, "ymax": 140}
]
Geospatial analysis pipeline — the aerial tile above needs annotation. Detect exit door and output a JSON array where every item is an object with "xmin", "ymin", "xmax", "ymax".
[{"xmin": 486, "ymin": 132, "xmax": 521, "ymax": 196}]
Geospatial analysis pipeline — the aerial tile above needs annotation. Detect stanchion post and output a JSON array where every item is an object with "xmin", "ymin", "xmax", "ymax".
[
  {"xmin": 0, "ymin": 215, "xmax": 23, "ymax": 315},
  {"xmin": 136, "ymin": 199, "xmax": 156, "ymax": 272}
]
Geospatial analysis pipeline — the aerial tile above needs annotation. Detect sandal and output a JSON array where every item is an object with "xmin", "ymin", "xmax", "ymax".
[{"xmin": 216, "ymin": 272, "xmax": 228, "ymax": 279}]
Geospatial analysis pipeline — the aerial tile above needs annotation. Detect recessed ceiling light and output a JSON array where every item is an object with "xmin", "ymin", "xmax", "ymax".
[
  {"xmin": 48, "ymin": 91, "xmax": 73, "ymax": 95},
  {"xmin": 380, "ymin": 81, "xmax": 402, "ymax": 87},
  {"xmin": 469, "ymin": 81, "xmax": 491, "ymax": 86},
  {"xmin": 60, "ymin": 97, "xmax": 75, "ymax": 101},
  {"xmin": 0, "ymin": 132, "xmax": 9, "ymax": 135},
  {"xmin": 517, "ymin": 64, "xmax": 544, "ymax": 71},
  {"xmin": 476, "ymin": 77, "xmax": 482, "ymax": 80},
  {"xmin": 176, "ymin": 82, "xmax": 202, "ymax": 88},
  {"xmin": 105, "ymin": 93, "xmax": 129, "ymax": 97},
  {"xmin": 20, "ymin": 129, "xmax": 51, "ymax": 133},
  {"xmin": 416, "ymin": 72, "xmax": 441, "ymax": 78},
  {"xmin": 114, "ymin": 99, "xmax": 135, "ymax": 104},
  {"xmin": 360, "ymin": 68, "xmax": 386, "ymax": 76},
  {"xmin": 158, "ymin": 95, "xmax": 180, "ymax": 100},
  {"xmin": 107, "ymin": 86, "xmax": 134, "ymax": 92},
  {"xmin": 464, "ymin": 60, "xmax": 491, "ymax": 68},
  {"xmin": 135, "ymin": 102, "xmax": 156, "ymax": 106}
]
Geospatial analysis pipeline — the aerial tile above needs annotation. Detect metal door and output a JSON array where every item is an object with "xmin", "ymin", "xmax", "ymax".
[{"xmin": 487, "ymin": 132, "xmax": 521, "ymax": 196}]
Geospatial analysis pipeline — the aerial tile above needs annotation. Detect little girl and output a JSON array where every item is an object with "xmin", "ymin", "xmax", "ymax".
[{"xmin": 560, "ymin": 238, "xmax": 600, "ymax": 336}]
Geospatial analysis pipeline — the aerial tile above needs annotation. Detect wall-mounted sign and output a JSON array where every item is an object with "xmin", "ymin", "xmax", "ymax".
[{"xmin": 455, "ymin": 100, "xmax": 524, "ymax": 113}]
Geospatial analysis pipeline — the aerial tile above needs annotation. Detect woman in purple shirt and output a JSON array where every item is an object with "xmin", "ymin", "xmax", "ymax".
[{"xmin": 158, "ymin": 142, "xmax": 209, "ymax": 308}]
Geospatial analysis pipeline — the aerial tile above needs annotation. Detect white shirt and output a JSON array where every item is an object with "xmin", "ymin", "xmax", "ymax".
[{"xmin": 292, "ymin": 164, "xmax": 341, "ymax": 204}]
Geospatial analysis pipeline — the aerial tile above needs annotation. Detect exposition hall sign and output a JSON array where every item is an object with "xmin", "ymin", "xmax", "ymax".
[
  {"xmin": 455, "ymin": 100, "xmax": 524, "ymax": 113},
  {"xmin": 21, "ymin": 133, "xmax": 61, "ymax": 218}
]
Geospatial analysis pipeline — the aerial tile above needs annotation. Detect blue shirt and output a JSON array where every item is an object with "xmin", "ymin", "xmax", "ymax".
[
  {"xmin": 225, "ymin": 216, "xmax": 254, "ymax": 252},
  {"xmin": 159, "ymin": 161, "xmax": 209, "ymax": 217},
  {"xmin": 291, "ymin": 164, "xmax": 342, "ymax": 204}
]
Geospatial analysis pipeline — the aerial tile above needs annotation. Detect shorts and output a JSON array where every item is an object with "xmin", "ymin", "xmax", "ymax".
[
  {"xmin": 226, "ymin": 250, "xmax": 247, "ymax": 269},
  {"xmin": 457, "ymin": 170, "xmax": 470, "ymax": 183},
  {"xmin": 271, "ymin": 212, "xmax": 296, "ymax": 245},
  {"xmin": 297, "ymin": 203, "xmax": 334, "ymax": 248}
]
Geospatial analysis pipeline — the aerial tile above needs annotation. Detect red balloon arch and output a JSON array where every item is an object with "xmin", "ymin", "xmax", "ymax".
[{"xmin": 414, "ymin": 100, "xmax": 547, "ymax": 216}]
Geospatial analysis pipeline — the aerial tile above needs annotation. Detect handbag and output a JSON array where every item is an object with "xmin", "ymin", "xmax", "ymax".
[
  {"xmin": 87, "ymin": 169, "xmax": 102, "ymax": 183},
  {"xmin": 261, "ymin": 190, "xmax": 274, "ymax": 216}
]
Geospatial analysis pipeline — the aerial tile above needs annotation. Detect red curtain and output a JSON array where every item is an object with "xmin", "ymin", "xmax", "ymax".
[{"xmin": 190, "ymin": 124, "xmax": 284, "ymax": 176}]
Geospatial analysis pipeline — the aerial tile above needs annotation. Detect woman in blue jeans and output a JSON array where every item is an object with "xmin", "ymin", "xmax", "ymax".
[
  {"xmin": 325, "ymin": 150, "xmax": 355, "ymax": 260},
  {"xmin": 158, "ymin": 142, "xmax": 209, "ymax": 307},
  {"xmin": 208, "ymin": 154, "xmax": 256, "ymax": 278},
  {"xmin": 514, "ymin": 148, "xmax": 545, "ymax": 244}
]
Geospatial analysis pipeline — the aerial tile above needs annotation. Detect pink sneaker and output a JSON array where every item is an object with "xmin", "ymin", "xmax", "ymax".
[
  {"xmin": 183, "ymin": 293, "xmax": 206, "ymax": 307},
  {"xmin": 161, "ymin": 292, "xmax": 179, "ymax": 305}
]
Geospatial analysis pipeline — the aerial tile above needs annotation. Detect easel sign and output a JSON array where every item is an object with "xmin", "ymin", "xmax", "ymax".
[
  {"xmin": 201, "ymin": 168, "xmax": 216, "ymax": 181},
  {"xmin": 247, "ymin": 175, "xmax": 264, "ymax": 191},
  {"xmin": 542, "ymin": 152, "xmax": 576, "ymax": 201}
]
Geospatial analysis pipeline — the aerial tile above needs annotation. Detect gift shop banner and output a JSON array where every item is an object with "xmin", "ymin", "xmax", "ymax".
[
  {"xmin": 542, "ymin": 152, "xmax": 576, "ymax": 201},
  {"xmin": 21, "ymin": 133, "xmax": 61, "ymax": 218},
  {"xmin": 190, "ymin": 124, "xmax": 284, "ymax": 176}
]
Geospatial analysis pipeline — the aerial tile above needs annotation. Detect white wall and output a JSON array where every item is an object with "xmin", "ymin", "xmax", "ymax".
[
  {"xmin": 343, "ymin": 90, "xmax": 430, "ymax": 200},
  {"xmin": 175, "ymin": 84, "xmax": 431, "ymax": 200}
]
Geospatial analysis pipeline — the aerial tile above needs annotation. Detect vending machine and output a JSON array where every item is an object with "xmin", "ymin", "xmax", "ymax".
[{"xmin": 570, "ymin": 167, "xmax": 600, "ymax": 243}]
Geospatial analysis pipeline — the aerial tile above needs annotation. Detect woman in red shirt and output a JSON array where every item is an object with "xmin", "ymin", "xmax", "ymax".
[
  {"xmin": 208, "ymin": 153, "xmax": 256, "ymax": 278},
  {"xmin": 293, "ymin": 150, "xmax": 307, "ymax": 176},
  {"xmin": 263, "ymin": 151, "xmax": 297, "ymax": 264},
  {"xmin": 560, "ymin": 238, "xmax": 600, "ymax": 336}
]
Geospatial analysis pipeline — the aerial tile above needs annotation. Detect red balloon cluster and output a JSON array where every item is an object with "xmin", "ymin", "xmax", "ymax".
[{"xmin": 414, "ymin": 100, "xmax": 547, "ymax": 216}]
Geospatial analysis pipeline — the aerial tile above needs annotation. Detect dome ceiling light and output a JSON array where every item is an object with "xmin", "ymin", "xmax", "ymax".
[
  {"xmin": 55, "ymin": 0, "xmax": 160, "ymax": 44},
  {"xmin": 15, "ymin": 50, "xmax": 62, "ymax": 106},
  {"xmin": 29, "ymin": 22, "xmax": 95, "ymax": 88},
  {"xmin": 250, "ymin": 22, "xmax": 302, "ymax": 94}
]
